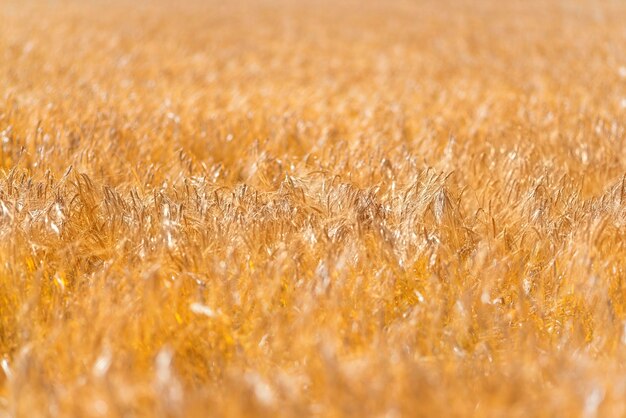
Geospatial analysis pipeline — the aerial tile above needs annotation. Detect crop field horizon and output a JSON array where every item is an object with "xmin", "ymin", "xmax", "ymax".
[{"xmin": 1, "ymin": 0, "xmax": 626, "ymax": 416}]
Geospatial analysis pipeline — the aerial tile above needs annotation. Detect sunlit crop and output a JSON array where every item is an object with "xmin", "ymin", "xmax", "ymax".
[{"xmin": 2, "ymin": 0, "xmax": 626, "ymax": 416}]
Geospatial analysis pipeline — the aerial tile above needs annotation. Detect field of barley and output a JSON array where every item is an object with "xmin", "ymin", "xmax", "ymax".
[{"xmin": 1, "ymin": 0, "xmax": 626, "ymax": 416}]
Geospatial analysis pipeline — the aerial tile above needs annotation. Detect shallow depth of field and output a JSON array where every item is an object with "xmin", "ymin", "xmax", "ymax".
[{"xmin": 1, "ymin": 0, "xmax": 626, "ymax": 416}]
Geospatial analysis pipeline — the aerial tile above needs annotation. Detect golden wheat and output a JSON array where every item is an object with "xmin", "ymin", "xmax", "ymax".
[{"xmin": 1, "ymin": 0, "xmax": 626, "ymax": 416}]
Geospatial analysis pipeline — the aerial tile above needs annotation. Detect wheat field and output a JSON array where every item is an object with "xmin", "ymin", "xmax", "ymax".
[{"xmin": 1, "ymin": 0, "xmax": 626, "ymax": 416}]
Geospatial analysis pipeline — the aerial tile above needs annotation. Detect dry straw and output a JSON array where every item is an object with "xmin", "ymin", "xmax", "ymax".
[{"xmin": 1, "ymin": 0, "xmax": 626, "ymax": 416}]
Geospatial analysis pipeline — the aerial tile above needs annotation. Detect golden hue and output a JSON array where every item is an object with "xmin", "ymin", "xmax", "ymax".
[{"xmin": 2, "ymin": 0, "xmax": 626, "ymax": 416}]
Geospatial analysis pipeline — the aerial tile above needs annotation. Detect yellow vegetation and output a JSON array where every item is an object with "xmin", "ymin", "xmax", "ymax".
[{"xmin": 1, "ymin": 0, "xmax": 626, "ymax": 416}]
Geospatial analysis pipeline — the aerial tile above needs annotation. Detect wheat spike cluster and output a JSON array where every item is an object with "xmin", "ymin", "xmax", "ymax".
[{"xmin": 1, "ymin": 0, "xmax": 626, "ymax": 416}]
